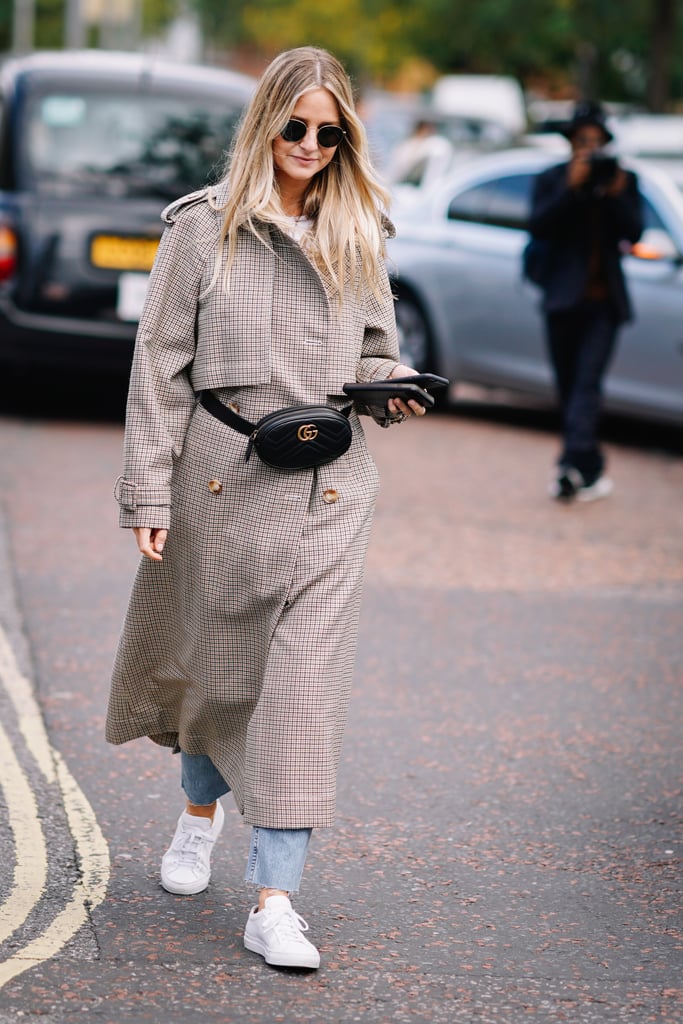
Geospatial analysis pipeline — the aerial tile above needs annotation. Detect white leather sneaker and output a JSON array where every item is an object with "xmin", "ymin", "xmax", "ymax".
[
  {"xmin": 244, "ymin": 894, "xmax": 320, "ymax": 968},
  {"xmin": 160, "ymin": 802, "xmax": 224, "ymax": 895}
]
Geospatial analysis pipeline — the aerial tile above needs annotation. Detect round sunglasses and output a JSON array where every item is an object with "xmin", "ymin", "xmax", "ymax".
[{"xmin": 280, "ymin": 118, "xmax": 346, "ymax": 149}]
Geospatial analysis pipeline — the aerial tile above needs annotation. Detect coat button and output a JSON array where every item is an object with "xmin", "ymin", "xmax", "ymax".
[
  {"xmin": 323, "ymin": 488, "xmax": 339, "ymax": 504},
  {"xmin": 208, "ymin": 479, "xmax": 223, "ymax": 494}
]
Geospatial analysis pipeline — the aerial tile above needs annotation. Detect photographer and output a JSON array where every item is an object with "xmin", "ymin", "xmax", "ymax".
[{"xmin": 528, "ymin": 101, "xmax": 642, "ymax": 502}]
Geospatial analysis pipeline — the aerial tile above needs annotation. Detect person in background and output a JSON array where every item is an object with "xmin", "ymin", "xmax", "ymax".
[
  {"xmin": 387, "ymin": 117, "xmax": 454, "ymax": 187},
  {"xmin": 106, "ymin": 46, "xmax": 428, "ymax": 972},
  {"xmin": 528, "ymin": 100, "xmax": 642, "ymax": 502}
]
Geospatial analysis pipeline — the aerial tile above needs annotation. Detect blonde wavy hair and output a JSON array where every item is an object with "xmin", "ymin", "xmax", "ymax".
[{"xmin": 210, "ymin": 46, "xmax": 391, "ymax": 302}]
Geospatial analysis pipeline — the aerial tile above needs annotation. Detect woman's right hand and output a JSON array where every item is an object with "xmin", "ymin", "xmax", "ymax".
[{"xmin": 133, "ymin": 527, "xmax": 168, "ymax": 562}]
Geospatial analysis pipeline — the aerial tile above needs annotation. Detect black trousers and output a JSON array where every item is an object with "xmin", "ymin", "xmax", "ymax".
[{"xmin": 545, "ymin": 300, "xmax": 618, "ymax": 484}]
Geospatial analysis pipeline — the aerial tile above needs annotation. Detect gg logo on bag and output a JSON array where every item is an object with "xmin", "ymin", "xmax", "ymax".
[{"xmin": 297, "ymin": 423, "xmax": 319, "ymax": 442}]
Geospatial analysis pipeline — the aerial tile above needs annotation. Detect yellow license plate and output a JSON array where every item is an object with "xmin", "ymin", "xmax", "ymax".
[{"xmin": 90, "ymin": 235, "xmax": 159, "ymax": 271}]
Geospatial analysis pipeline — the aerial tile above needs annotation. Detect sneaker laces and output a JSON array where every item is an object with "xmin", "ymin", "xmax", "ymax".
[
  {"xmin": 263, "ymin": 905, "xmax": 310, "ymax": 943},
  {"xmin": 173, "ymin": 825, "xmax": 215, "ymax": 867}
]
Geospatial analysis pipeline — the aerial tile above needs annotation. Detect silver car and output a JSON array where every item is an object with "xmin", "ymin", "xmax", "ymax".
[{"xmin": 388, "ymin": 148, "xmax": 683, "ymax": 425}]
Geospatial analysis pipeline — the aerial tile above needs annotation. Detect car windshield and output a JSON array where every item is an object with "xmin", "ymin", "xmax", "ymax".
[{"xmin": 19, "ymin": 83, "xmax": 243, "ymax": 198}]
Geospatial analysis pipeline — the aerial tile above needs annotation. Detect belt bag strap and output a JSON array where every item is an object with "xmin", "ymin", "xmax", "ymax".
[
  {"xmin": 200, "ymin": 389, "xmax": 259, "ymax": 438},
  {"xmin": 199, "ymin": 390, "xmax": 353, "ymax": 470}
]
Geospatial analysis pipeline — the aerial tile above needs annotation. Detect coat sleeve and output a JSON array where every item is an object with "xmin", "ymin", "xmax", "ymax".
[
  {"xmin": 529, "ymin": 165, "xmax": 586, "ymax": 239},
  {"xmin": 353, "ymin": 253, "xmax": 405, "ymax": 426},
  {"xmin": 604, "ymin": 170, "xmax": 643, "ymax": 244},
  {"xmin": 115, "ymin": 214, "xmax": 210, "ymax": 529},
  {"xmin": 530, "ymin": 164, "xmax": 643, "ymax": 246}
]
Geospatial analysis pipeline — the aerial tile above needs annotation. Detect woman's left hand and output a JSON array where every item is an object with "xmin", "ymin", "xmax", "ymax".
[{"xmin": 387, "ymin": 364, "xmax": 428, "ymax": 419}]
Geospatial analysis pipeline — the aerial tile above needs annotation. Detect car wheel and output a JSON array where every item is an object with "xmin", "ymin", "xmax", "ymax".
[{"xmin": 395, "ymin": 292, "xmax": 432, "ymax": 372}]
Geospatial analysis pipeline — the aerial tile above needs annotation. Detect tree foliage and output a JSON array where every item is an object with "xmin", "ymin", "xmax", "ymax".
[
  {"xmin": 1, "ymin": 0, "xmax": 177, "ymax": 50},
  {"xmin": 1, "ymin": 0, "xmax": 682, "ymax": 108},
  {"xmin": 0, "ymin": 0, "xmax": 11, "ymax": 52},
  {"xmin": 141, "ymin": 0, "xmax": 178, "ymax": 38},
  {"xmin": 186, "ymin": 0, "xmax": 683, "ymax": 106},
  {"xmin": 34, "ymin": 0, "xmax": 63, "ymax": 47}
]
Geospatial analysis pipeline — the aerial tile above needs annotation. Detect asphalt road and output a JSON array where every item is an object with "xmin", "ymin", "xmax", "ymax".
[{"xmin": 0, "ymin": 377, "xmax": 681, "ymax": 1023}]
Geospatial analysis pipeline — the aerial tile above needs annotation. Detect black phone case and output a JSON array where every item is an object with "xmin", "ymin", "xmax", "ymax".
[
  {"xmin": 342, "ymin": 382, "xmax": 436, "ymax": 409},
  {"xmin": 384, "ymin": 374, "xmax": 449, "ymax": 390}
]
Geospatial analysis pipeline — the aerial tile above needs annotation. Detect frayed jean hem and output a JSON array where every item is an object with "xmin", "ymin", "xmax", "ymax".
[{"xmin": 179, "ymin": 751, "xmax": 311, "ymax": 893}]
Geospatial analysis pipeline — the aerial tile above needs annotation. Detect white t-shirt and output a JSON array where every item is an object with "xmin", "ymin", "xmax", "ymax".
[{"xmin": 283, "ymin": 216, "xmax": 313, "ymax": 243}]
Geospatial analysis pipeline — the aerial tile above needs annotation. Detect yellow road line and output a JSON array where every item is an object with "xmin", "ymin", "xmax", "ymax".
[
  {"xmin": 0, "ymin": 628, "xmax": 55, "ymax": 784},
  {"xmin": 0, "ymin": 751, "xmax": 110, "ymax": 987},
  {"xmin": 0, "ymin": 624, "xmax": 111, "ymax": 989},
  {"xmin": 0, "ymin": 720, "xmax": 48, "ymax": 946}
]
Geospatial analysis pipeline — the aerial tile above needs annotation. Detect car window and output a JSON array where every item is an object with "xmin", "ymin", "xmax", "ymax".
[
  {"xmin": 401, "ymin": 155, "xmax": 431, "ymax": 187},
  {"xmin": 17, "ymin": 84, "xmax": 245, "ymax": 198},
  {"xmin": 640, "ymin": 194, "xmax": 667, "ymax": 232},
  {"xmin": 447, "ymin": 173, "xmax": 534, "ymax": 230}
]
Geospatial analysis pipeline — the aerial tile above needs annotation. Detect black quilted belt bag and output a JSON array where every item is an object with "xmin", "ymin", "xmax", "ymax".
[{"xmin": 199, "ymin": 390, "xmax": 353, "ymax": 470}]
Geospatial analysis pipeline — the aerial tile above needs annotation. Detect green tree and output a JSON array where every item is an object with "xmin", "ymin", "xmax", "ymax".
[
  {"xmin": 411, "ymin": 0, "xmax": 682, "ymax": 107},
  {"xmin": 647, "ymin": 0, "xmax": 678, "ymax": 108},
  {"xmin": 185, "ymin": 0, "xmax": 248, "ymax": 53},
  {"xmin": 34, "ymin": 0, "xmax": 63, "ymax": 47},
  {"xmin": 240, "ymin": 0, "xmax": 419, "ymax": 81},
  {"xmin": 3, "ymin": 0, "xmax": 682, "ymax": 109},
  {"xmin": 142, "ymin": 0, "xmax": 178, "ymax": 38},
  {"xmin": 187, "ymin": 0, "xmax": 419, "ymax": 82},
  {"xmin": 184, "ymin": 0, "xmax": 683, "ymax": 105},
  {"xmin": 0, "ymin": 0, "xmax": 12, "ymax": 51}
]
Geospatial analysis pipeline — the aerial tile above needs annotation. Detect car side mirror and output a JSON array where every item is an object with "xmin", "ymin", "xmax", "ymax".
[{"xmin": 630, "ymin": 228, "xmax": 681, "ymax": 262}]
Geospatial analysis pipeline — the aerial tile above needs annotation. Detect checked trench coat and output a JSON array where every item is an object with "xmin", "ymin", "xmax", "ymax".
[{"xmin": 105, "ymin": 187, "xmax": 402, "ymax": 829}]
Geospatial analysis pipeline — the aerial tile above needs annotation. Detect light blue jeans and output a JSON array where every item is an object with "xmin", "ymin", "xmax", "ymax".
[{"xmin": 180, "ymin": 752, "xmax": 311, "ymax": 894}]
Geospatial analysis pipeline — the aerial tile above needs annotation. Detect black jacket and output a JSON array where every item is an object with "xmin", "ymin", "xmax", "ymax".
[{"xmin": 528, "ymin": 162, "xmax": 643, "ymax": 323}]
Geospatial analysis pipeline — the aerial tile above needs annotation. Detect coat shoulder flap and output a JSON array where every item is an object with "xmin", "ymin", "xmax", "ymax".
[{"xmin": 161, "ymin": 188, "xmax": 212, "ymax": 226}]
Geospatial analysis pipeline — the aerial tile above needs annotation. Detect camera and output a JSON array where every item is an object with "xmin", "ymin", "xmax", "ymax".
[{"xmin": 589, "ymin": 152, "xmax": 619, "ymax": 188}]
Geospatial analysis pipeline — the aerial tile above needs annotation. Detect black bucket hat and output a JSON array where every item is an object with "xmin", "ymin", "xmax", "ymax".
[{"xmin": 561, "ymin": 100, "xmax": 614, "ymax": 143}]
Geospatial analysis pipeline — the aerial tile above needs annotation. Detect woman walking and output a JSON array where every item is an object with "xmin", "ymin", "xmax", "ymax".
[{"xmin": 106, "ymin": 46, "xmax": 428, "ymax": 969}]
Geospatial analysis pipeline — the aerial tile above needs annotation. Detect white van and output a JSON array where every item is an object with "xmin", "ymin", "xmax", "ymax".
[{"xmin": 431, "ymin": 74, "xmax": 527, "ymax": 138}]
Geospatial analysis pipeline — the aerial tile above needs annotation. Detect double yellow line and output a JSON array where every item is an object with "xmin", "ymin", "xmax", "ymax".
[{"xmin": 0, "ymin": 626, "xmax": 110, "ymax": 988}]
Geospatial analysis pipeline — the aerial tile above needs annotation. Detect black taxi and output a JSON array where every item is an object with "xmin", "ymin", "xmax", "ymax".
[{"xmin": 0, "ymin": 50, "xmax": 253, "ymax": 373}]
